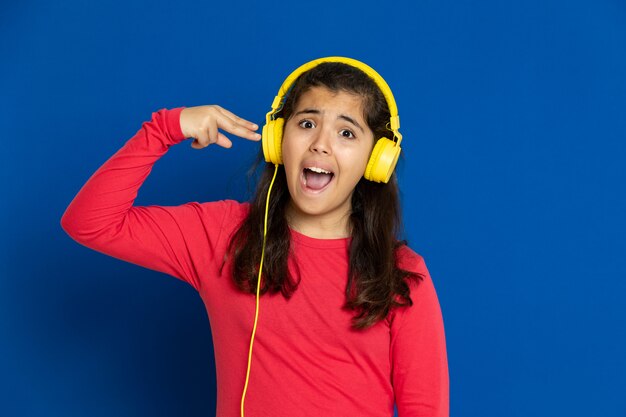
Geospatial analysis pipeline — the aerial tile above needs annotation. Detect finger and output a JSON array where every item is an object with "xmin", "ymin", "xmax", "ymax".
[
  {"xmin": 217, "ymin": 116, "xmax": 262, "ymax": 141},
  {"xmin": 191, "ymin": 138, "xmax": 201, "ymax": 149},
  {"xmin": 215, "ymin": 132, "xmax": 233, "ymax": 149},
  {"xmin": 207, "ymin": 119, "xmax": 219, "ymax": 145},
  {"xmin": 191, "ymin": 127, "xmax": 211, "ymax": 149},
  {"xmin": 216, "ymin": 106, "xmax": 259, "ymax": 131}
]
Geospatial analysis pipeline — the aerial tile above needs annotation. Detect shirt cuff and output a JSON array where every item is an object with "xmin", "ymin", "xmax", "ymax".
[{"xmin": 165, "ymin": 106, "xmax": 187, "ymax": 144}]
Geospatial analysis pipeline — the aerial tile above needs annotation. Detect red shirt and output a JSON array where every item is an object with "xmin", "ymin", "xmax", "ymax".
[{"xmin": 61, "ymin": 107, "xmax": 449, "ymax": 417}]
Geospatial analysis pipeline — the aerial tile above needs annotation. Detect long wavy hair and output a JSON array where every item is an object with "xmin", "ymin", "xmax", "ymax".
[{"xmin": 226, "ymin": 62, "xmax": 423, "ymax": 329}]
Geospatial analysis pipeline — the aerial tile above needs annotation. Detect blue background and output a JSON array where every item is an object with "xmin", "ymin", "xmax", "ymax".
[{"xmin": 1, "ymin": 0, "xmax": 625, "ymax": 416}]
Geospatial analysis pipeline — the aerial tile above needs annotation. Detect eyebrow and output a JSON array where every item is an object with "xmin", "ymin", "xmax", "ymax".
[{"xmin": 294, "ymin": 108, "xmax": 365, "ymax": 133}]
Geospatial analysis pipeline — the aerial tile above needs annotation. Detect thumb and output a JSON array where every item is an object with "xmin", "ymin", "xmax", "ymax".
[
  {"xmin": 190, "ymin": 138, "xmax": 204, "ymax": 149},
  {"xmin": 214, "ymin": 132, "xmax": 233, "ymax": 149}
]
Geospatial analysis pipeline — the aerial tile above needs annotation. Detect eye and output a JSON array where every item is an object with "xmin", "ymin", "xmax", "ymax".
[
  {"xmin": 340, "ymin": 129, "xmax": 355, "ymax": 139},
  {"xmin": 298, "ymin": 119, "xmax": 315, "ymax": 129}
]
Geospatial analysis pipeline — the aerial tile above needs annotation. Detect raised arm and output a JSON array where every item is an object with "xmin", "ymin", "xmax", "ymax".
[{"xmin": 60, "ymin": 106, "xmax": 260, "ymax": 291}]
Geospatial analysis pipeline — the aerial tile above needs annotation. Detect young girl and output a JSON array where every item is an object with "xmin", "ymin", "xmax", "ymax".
[{"xmin": 61, "ymin": 57, "xmax": 449, "ymax": 417}]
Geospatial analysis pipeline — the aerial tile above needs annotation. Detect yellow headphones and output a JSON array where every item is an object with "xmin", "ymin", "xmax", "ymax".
[{"xmin": 261, "ymin": 56, "xmax": 403, "ymax": 184}]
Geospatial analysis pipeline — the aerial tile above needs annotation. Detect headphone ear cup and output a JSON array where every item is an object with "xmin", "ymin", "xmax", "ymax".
[
  {"xmin": 364, "ymin": 137, "xmax": 401, "ymax": 183},
  {"xmin": 262, "ymin": 118, "xmax": 285, "ymax": 164}
]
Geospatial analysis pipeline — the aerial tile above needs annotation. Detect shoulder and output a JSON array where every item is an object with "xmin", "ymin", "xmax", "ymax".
[
  {"xmin": 389, "ymin": 245, "xmax": 444, "ymax": 328},
  {"xmin": 184, "ymin": 199, "xmax": 251, "ymax": 238},
  {"xmin": 393, "ymin": 243, "xmax": 438, "ymax": 304},
  {"xmin": 195, "ymin": 199, "xmax": 250, "ymax": 222},
  {"xmin": 395, "ymin": 243, "xmax": 428, "ymax": 277}
]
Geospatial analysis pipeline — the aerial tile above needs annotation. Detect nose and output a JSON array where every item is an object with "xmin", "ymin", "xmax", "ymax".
[{"xmin": 309, "ymin": 127, "xmax": 332, "ymax": 155}]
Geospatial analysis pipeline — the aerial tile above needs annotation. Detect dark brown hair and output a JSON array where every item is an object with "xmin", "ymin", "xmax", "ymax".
[{"xmin": 227, "ymin": 62, "xmax": 423, "ymax": 329}]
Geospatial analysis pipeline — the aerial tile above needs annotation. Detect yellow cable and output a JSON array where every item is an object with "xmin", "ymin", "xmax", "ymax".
[{"xmin": 241, "ymin": 163, "xmax": 279, "ymax": 417}]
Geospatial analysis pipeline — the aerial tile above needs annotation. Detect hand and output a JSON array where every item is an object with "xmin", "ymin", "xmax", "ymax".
[{"xmin": 180, "ymin": 105, "xmax": 261, "ymax": 149}]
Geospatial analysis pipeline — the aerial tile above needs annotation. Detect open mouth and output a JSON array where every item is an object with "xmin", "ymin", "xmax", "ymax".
[{"xmin": 302, "ymin": 167, "xmax": 334, "ymax": 191}]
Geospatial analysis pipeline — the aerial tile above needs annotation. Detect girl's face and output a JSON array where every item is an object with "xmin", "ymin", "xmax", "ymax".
[{"xmin": 282, "ymin": 86, "xmax": 375, "ymax": 237}]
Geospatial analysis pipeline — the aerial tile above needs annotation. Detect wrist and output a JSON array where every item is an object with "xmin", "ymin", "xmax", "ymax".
[{"xmin": 165, "ymin": 107, "xmax": 188, "ymax": 143}]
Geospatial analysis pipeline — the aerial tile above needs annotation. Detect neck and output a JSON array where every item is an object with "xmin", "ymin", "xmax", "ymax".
[{"xmin": 285, "ymin": 202, "xmax": 351, "ymax": 239}]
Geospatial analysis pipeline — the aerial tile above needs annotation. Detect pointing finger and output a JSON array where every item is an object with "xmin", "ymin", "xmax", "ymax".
[
  {"xmin": 216, "ymin": 106, "xmax": 259, "ymax": 131},
  {"xmin": 218, "ymin": 116, "xmax": 261, "ymax": 141}
]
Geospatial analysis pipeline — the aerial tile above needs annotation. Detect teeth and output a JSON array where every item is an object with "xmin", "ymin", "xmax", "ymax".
[{"xmin": 306, "ymin": 167, "xmax": 332, "ymax": 174}]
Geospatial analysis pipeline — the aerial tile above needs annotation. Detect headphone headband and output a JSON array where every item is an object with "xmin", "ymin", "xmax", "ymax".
[{"xmin": 266, "ymin": 56, "xmax": 402, "ymax": 144}]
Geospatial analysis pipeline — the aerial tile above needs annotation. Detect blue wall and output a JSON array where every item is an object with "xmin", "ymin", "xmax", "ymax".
[{"xmin": 1, "ymin": 1, "xmax": 625, "ymax": 416}]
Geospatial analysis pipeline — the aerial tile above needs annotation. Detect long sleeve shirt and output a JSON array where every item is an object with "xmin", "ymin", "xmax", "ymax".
[{"xmin": 61, "ymin": 107, "xmax": 449, "ymax": 417}]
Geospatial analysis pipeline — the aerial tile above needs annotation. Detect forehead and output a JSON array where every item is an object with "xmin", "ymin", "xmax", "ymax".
[{"xmin": 293, "ymin": 86, "xmax": 366, "ymax": 120}]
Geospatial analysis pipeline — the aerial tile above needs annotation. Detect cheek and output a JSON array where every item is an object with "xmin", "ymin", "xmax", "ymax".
[
  {"xmin": 337, "ymin": 150, "xmax": 369, "ymax": 186},
  {"xmin": 280, "ymin": 134, "xmax": 301, "ymax": 177},
  {"xmin": 280, "ymin": 136, "xmax": 294, "ymax": 167},
  {"xmin": 352, "ymin": 146, "xmax": 374, "ymax": 171},
  {"xmin": 281, "ymin": 125, "xmax": 311, "ymax": 166}
]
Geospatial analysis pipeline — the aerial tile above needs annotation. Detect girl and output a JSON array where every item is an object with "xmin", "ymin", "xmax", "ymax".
[{"xmin": 61, "ymin": 57, "xmax": 449, "ymax": 417}]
